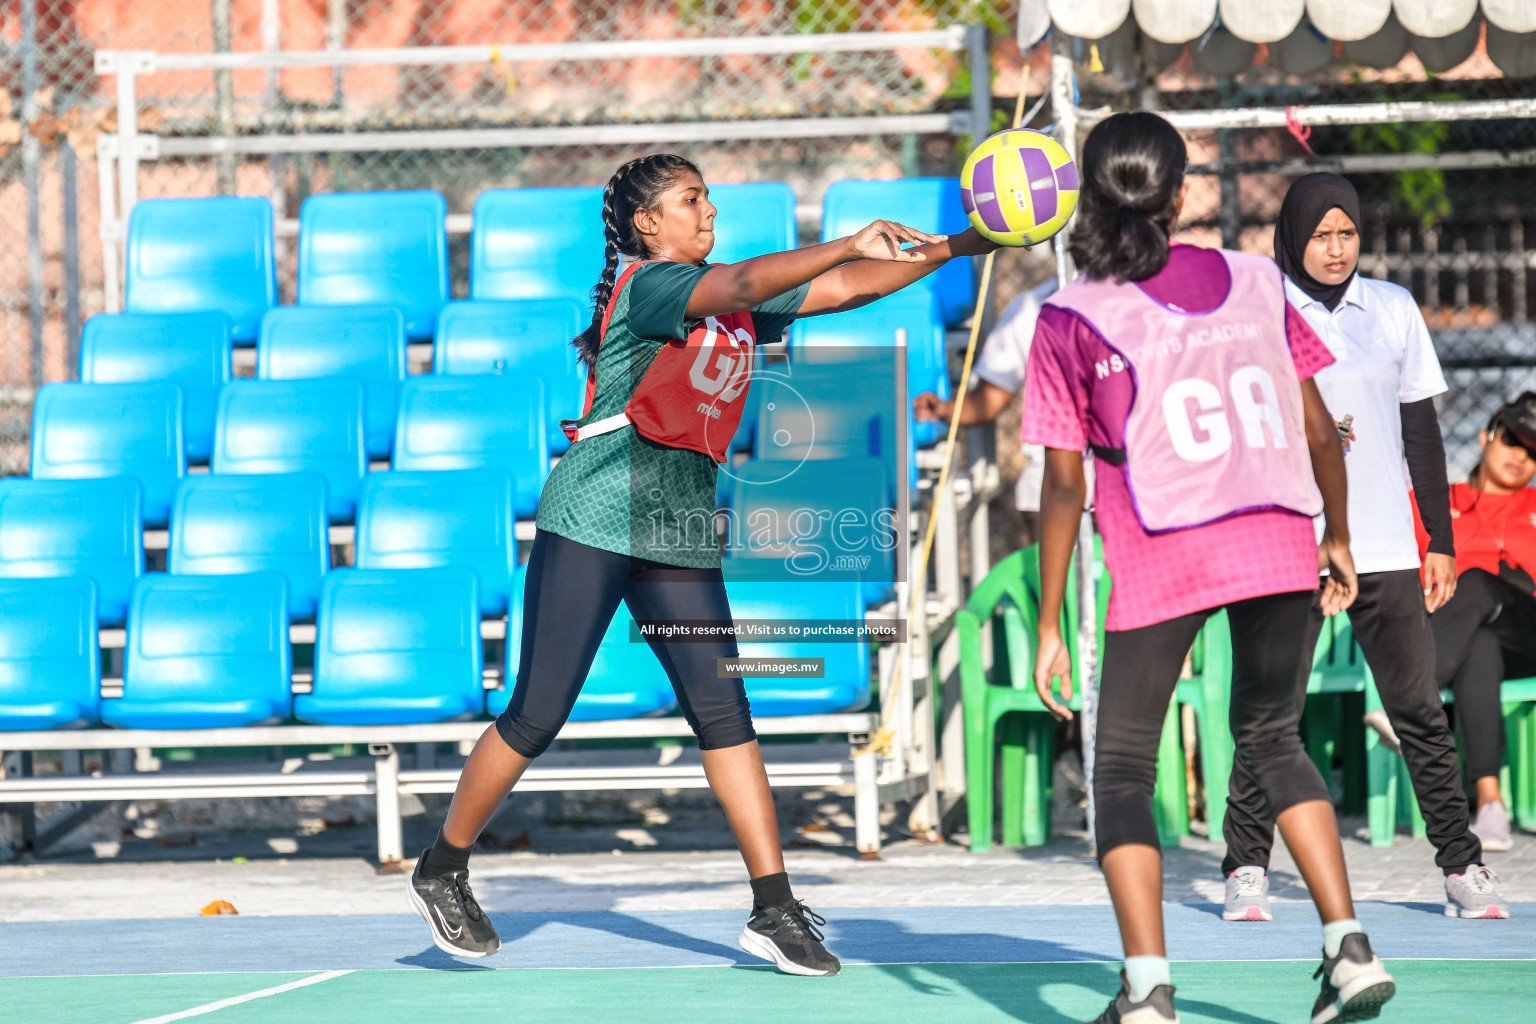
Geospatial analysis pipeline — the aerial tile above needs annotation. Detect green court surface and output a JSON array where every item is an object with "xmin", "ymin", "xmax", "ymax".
[{"xmin": 11, "ymin": 960, "xmax": 1532, "ymax": 1024}]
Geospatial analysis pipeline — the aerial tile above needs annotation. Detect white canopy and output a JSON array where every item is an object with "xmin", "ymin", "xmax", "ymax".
[
  {"xmin": 1034, "ymin": 0, "xmax": 1535, "ymax": 45},
  {"xmin": 1027, "ymin": 0, "xmax": 1536, "ymax": 77}
]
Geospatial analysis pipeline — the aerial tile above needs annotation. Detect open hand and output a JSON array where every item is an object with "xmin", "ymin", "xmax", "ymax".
[
  {"xmin": 848, "ymin": 220, "xmax": 945, "ymax": 262},
  {"xmin": 1318, "ymin": 533, "xmax": 1359, "ymax": 616},
  {"xmin": 1422, "ymin": 552, "xmax": 1457, "ymax": 613},
  {"xmin": 1032, "ymin": 627, "xmax": 1075, "ymax": 720}
]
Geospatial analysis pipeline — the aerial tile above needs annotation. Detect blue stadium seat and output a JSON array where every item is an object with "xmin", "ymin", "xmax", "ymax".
[
  {"xmin": 433, "ymin": 298, "xmax": 587, "ymax": 455},
  {"xmin": 747, "ymin": 360, "xmax": 919, "ymax": 495},
  {"xmin": 0, "ymin": 476, "xmax": 143, "ymax": 628},
  {"xmin": 30, "ymin": 381, "xmax": 183, "ymax": 528},
  {"xmin": 0, "ymin": 576, "xmax": 100, "ymax": 731},
  {"xmin": 169, "ymin": 473, "xmax": 330, "ymax": 621},
  {"xmin": 724, "ymin": 456, "xmax": 896, "ymax": 604},
  {"xmin": 297, "ymin": 567, "xmax": 484, "ymax": 725},
  {"xmin": 470, "ymin": 187, "xmax": 605, "ymax": 305},
  {"xmin": 393, "ymin": 376, "xmax": 549, "ymax": 518},
  {"xmin": 213, "ymin": 379, "xmax": 367, "ymax": 523},
  {"xmin": 79, "ymin": 310, "xmax": 231, "ymax": 463},
  {"xmin": 490, "ymin": 564, "xmax": 677, "ymax": 721},
  {"xmin": 104, "ymin": 573, "xmax": 292, "ymax": 730},
  {"xmin": 820, "ymin": 177, "xmax": 974, "ymax": 326},
  {"xmin": 789, "ymin": 288, "xmax": 949, "ymax": 447},
  {"xmin": 721, "ymin": 562, "xmax": 872, "ymax": 716},
  {"xmin": 297, "ymin": 190, "xmax": 448, "ymax": 341},
  {"xmin": 124, "ymin": 196, "xmax": 276, "ymax": 343},
  {"xmin": 258, "ymin": 304, "xmax": 406, "ymax": 460},
  {"xmin": 354, "ymin": 468, "xmax": 516, "ymax": 617},
  {"xmin": 708, "ymin": 182, "xmax": 798, "ymax": 263}
]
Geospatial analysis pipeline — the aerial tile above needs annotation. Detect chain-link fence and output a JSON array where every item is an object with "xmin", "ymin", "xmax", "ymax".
[
  {"xmin": 2, "ymin": 0, "xmax": 1022, "ymax": 473},
  {"xmin": 5, "ymin": 2, "xmax": 1536, "ymax": 486}
]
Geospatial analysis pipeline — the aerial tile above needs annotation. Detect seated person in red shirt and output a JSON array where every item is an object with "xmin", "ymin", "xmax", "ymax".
[{"xmin": 1414, "ymin": 392, "xmax": 1536, "ymax": 852}]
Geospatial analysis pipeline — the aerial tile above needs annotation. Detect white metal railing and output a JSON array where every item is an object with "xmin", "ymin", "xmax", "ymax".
[
  {"xmin": 94, "ymin": 28, "xmax": 967, "ymax": 75},
  {"xmin": 0, "ymin": 717, "xmax": 889, "ymax": 861},
  {"xmin": 1115, "ymin": 98, "xmax": 1536, "ymax": 133},
  {"xmin": 91, "ymin": 28, "xmax": 983, "ymax": 312}
]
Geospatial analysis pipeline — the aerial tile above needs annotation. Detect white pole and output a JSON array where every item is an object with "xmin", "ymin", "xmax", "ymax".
[
  {"xmin": 261, "ymin": 0, "xmax": 281, "ymax": 102},
  {"xmin": 1050, "ymin": 47, "xmax": 1097, "ymax": 850},
  {"xmin": 114, "ymin": 60, "xmax": 139, "ymax": 222}
]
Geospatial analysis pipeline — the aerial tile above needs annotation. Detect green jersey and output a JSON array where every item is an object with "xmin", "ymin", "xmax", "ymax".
[{"xmin": 534, "ymin": 260, "xmax": 807, "ymax": 567}]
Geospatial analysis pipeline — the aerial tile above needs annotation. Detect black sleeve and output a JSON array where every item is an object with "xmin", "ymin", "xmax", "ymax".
[{"xmin": 1401, "ymin": 398, "xmax": 1454, "ymax": 557}]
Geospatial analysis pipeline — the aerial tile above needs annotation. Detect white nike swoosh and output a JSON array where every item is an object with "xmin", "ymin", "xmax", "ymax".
[{"xmin": 433, "ymin": 904, "xmax": 464, "ymax": 940}]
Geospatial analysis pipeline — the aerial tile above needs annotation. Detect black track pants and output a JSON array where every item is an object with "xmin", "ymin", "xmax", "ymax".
[
  {"xmin": 1222, "ymin": 569, "xmax": 1481, "ymax": 876},
  {"xmin": 494, "ymin": 530, "xmax": 756, "ymax": 758},
  {"xmin": 1095, "ymin": 590, "xmax": 1328, "ymax": 861},
  {"xmin": 1431, "ymin": 568, "xmax": 1536, "ymax": 782}
]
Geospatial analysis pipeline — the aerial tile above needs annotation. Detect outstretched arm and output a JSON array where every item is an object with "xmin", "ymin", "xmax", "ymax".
[
  {"xmin": 1032, "ymin": 447, "xmax": 1087, "ymax": 720},
  {"xmin": 914, "ymin": 379, "xmax": 1016, "ymax": 424},
  {"xmin": 798, "ymin": 227, "xmax": 1000, "ymax": 317},
  {"xmin": 683, "ymin": 221, "xmax": 943, "ymax": 321}
]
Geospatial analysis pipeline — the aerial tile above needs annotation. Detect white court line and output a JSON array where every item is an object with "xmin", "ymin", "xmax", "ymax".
[{"xmin": 128, "ymin": 970, "xmax": 354, "ymax": 1023}]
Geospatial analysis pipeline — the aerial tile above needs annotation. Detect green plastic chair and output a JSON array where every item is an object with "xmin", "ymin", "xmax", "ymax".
[
  {"xmin": 958, "ymin": 541, "xmax": 1106, "ymax": 851},
  {"xmin": 1369, "ymin": 676, "xmax": 1536, "ymax": 843},
  {"xmin": 1170, "ymin": 610, "xmax": 1383, "ymax": 845},
  {"xmin": 1164, "ymin": 610, "xmax": 1234, "ymax": 842}
]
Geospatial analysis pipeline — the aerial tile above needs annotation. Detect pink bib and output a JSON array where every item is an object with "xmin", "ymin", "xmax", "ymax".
[{"xmin": 1047, "ymin": 250, "xmax": 1323, "ymax": 533}]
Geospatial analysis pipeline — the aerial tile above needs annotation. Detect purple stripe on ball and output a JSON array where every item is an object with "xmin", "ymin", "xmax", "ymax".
[
  {"xmin": 1054, "ymin": 159, "xmax": 1079, "ymax": 191},
  {"xmin": 960, "ymin": 185, "xmax": 975, "ymax": 215},
  {"xmin": 1022, "ymin": 147, "xmax": 1056, "ymax": 223},
  {"xmin": 971, "ymin": 155, "xmax": 1011, "ymax": 234}
]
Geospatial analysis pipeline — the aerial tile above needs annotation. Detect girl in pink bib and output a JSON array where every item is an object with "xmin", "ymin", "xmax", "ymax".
[{"xmin": 1022, "ymin": 112, "xmax": 1394, "ymax": 1024}]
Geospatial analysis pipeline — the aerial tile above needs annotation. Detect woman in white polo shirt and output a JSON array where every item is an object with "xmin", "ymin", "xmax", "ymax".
[
  {"xmin": 1219, "ymin": 173, "xmax": 1510, "ymax": 922},
  {"xmin": 913, "ymin": 278, "xmax": 1060, "ymax": 540}
]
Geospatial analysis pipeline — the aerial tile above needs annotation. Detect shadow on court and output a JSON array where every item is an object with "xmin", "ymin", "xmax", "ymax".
[{"xmin": 828, "ymin": 918, "xmax": 1285, "ymax": 1024}]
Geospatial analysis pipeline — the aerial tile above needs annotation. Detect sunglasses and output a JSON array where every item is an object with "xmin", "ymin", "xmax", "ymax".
[{"xmin": 1497, "ymin": 428, "xmax": 1536, "ymax": 461}]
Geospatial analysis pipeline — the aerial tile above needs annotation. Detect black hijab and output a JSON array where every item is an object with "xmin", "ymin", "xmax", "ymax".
[{"xmin": 1274, "ymin": 172, "xmax": 1362, "ymax": 311}]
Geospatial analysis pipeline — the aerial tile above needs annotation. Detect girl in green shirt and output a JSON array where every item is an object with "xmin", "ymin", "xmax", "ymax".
[{"xmin": 410, "ymin": 153, "xmax": 996, "ymax": 973}]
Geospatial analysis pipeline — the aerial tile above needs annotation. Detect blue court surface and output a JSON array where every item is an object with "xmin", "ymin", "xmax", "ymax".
[{"xmin": 7, "ymin": 903, "xmax": 1534, "ymax": 1022}]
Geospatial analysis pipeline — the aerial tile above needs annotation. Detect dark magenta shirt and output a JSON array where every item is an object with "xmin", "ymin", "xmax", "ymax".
[{"xmin": 1022, "ymin": 245, "xmax": 1336, "ymax": 630}]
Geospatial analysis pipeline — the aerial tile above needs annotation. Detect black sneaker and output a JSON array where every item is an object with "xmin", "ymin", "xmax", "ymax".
[
  {"xmin": 1310, "ymin": 932, "xmax": 1395, "ymax": 1024},
  {"xmin": 407, "ymin": 851, "xmax": 501, "ymax": 958},
  {"xmin": 1082, "ymin": 974, "xmax": 1178, "ymax": 1024},
  {"xmin": 738, "ymin": 900, "xmax": 841, "ymax": 976}
]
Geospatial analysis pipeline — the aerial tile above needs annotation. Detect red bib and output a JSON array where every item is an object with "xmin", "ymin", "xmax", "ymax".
[{"xmin": 561, "ymin": 261, "xmax": 755, "ymax": 463}]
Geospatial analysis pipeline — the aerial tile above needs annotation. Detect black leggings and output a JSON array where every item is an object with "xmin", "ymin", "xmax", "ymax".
[
  {"xmin": 1223, "ymin": 570, "xmax": 1480, "ymax": 876},
  {"xmin": 1431, "ymin": 568, "xmax": 1536, "ymax": 782},
  {"xmin": 1095, "ymin": 590, "xmax": 1329, "ymax": 861},
  {"xmin": 494, "ymin": 530, "xmax": 756, "ymax": 758}
]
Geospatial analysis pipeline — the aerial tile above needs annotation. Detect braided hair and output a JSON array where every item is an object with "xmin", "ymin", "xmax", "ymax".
[{"xmin": 573, "ymin": 153, "xmax": 702, "ymax": 368}]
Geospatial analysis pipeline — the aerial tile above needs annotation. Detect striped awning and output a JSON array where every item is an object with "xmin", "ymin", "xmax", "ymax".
[{"xmin": 1022, "ymin": 1, "xmax": 1536, "ymax": 77}]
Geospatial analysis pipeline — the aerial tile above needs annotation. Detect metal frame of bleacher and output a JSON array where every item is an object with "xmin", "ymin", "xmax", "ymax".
[
  {"xmin": 0, "ymin": 28, "xmax": 1006, "ymax": 862},
  {"xmin": 0, "ymin": 716, "xmax": 894, "ymax": 863}
]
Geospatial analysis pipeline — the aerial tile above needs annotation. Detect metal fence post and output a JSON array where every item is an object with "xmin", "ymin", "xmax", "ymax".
[
  {"xmin": 62, "ymin": 142, "xmax": 81, "ymax": 371},
  {"xmin": 1218, "ymin": 129, "xmax": 1240, "ymax": 250},
  {"xmin": 213, "ymin": 0, "xmax": 238, "ymax": 193},
  {"xmin": 372, "ymin": 742, "xmax": 403, "ymax": 865},
  {"xmin": 22, "ymin": 0, "xmax": 44, "ymax": 386},
  {"xmin": 97, "ymin": 134, "xmax": 122, "ymax": 313},
  {"xmin": 114, "ymin": 54, "xmax": 144, "ymax": 219}
]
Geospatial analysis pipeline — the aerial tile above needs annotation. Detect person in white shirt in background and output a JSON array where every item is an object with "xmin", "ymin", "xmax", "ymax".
[
  {"xmin": 1218, "ymin": 172, "xmax": 1510, "ymax": 925},
  {"xmin": 913, "ymin": 279, "xmax": 1059, "ymax": 541}
]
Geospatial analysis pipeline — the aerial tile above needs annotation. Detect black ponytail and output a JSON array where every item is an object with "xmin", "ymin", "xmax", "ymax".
[
  {"xmin": 572, "ymin": 153, "xmax": 702, "ymax": 369},
  {"xmin": 1068, "ymin": 111, "xmax": 1188, "ymax": 282}
]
